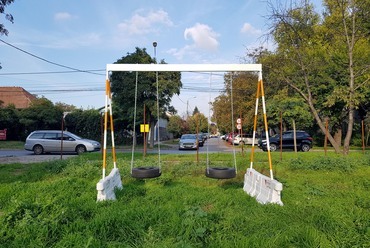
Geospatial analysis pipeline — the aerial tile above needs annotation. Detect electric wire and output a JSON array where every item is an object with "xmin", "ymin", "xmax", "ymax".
[{"xmin": 0, "ymin": 38, "xmax": 105, "ymax": 75}]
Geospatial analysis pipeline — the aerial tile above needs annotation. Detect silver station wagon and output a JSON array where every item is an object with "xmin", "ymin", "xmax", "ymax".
[{"xmin": 24, "ymin": 130, "xmax": 101, "ymax": 155}]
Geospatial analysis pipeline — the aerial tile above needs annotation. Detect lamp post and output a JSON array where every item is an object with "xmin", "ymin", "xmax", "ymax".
[
  {"xmin": 186, "ymin": 96, "xmax": 196, "ymax": 119},
  {"xmin": 153, "ymin": 41, "xmax": 157, "ymax": 63}
]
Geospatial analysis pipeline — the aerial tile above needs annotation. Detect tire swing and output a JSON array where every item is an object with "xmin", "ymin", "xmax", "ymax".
[
  {"xmin": 205, "ymin": 73, "xmax": 237, "ymax": 179},
  {"xmin": 130, "ymin": 71, "xmax": 161, "ymax": 179}
]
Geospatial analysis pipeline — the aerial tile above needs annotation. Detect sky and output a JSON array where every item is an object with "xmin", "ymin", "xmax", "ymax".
[{"xmin": 0, "ymin": 0, "xmax": 323, "ymax": 117}]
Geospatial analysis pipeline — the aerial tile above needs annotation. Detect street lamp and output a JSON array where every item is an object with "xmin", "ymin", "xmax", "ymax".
[
  {"xmin": 153, "ymin": 41, "xmax": 157, "ymax": 63},
  {"xmin": 186, "ymin": 96, "xmax": 196, "ymax": 119}
]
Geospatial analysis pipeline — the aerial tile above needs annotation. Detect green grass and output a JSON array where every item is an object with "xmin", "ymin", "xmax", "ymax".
[
  {"xmin": 0, "ymin": 151, "xmax": 369, "ymax": 247},
  {"xmin": 0, "ymin": 141, "xmax": 24, "ymax": 149}
]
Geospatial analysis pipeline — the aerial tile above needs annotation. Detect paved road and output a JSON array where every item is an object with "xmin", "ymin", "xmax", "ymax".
[
  {"xmin": 0, "ymin": 138, "xmax": 255, "ymax": 164},
  {"xmin": 150, "ymin": 137, "xmax": 238, "ymax": 154}
]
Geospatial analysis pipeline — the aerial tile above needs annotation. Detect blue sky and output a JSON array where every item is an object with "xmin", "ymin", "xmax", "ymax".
[{"xmin": 0, "ymin": 0, "xmax": 322, "ymax": 117}]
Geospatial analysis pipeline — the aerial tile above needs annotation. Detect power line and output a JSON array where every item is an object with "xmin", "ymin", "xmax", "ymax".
[
  {"xmin": 0, "ymin": 39, "xmax": 105, "ymax": 76},
  {"xmin": 0, "ymin": 69, "xmax": 105, "ymax": 76}
]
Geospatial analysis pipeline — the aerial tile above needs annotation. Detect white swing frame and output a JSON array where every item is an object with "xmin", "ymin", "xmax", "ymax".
[{"xmin": 99, "ymin": 63, "xmax": 277, "ymax": 202}]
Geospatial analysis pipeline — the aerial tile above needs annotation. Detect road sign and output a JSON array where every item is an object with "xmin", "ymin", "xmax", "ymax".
[
  {"xmin": 237, "ymin": 124, "xmax": 242, "ymax": 130},
  {"xmin": 140, "ymin": 124, "xmax": 149, "ymax": 133},
  {"xmin": 237, "ymin": 118, "xmax": 242, "ymax": 124}
]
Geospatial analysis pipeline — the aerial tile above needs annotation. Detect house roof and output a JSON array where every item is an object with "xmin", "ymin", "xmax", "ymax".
[{"xmin": 0, "ymin": 87, "xmax": 37, "ymax": 109}]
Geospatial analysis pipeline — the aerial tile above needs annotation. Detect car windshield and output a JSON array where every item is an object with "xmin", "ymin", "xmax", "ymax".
[{"xmin": 181, "ymin": 134, "xmax": 196, "ymax": 140}]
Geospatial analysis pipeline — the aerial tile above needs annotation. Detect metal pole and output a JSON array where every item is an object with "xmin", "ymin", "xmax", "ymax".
[{"xmin": 143, "ymin": 104, "xmax": 146, "ymax": 158}]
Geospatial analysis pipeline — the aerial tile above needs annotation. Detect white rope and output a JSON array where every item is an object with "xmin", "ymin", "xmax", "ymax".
[
  {"xmin": 206, "ymin": 73, "xmax": 212, "ymax": 171},
  {"xmin": 130, "ymin": 71, "xmax": 138, "ymax": 172},
  {"xmin": 230, "ymin": 75, "xmax": 238, "ymax": 173},
  {"xmin": 156, "ymin": 71, "xmax": 161, "ymax": 171}
]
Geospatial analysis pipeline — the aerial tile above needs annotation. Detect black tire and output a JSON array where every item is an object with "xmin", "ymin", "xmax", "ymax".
[
  {"xmin": 301, "ymin": 143, "xmax": 311, "ymax": 152},
  {"xmin": 132, "ymin": 167, "xmax": 161, "ymax": 179},
  {"xmin": 33, "ymin": 145, "xmax": 43, "ymax": 155},
  {"xmin": 76, "ymin": 145, "xmax": 86, "ymax": 155},
  {"xmin": 270, "ymin": 143, "xmax": 277, "ymax": 152},
  {"xmin": 205, "ymin": 167, "xmax": 236, "ymax": 179}
]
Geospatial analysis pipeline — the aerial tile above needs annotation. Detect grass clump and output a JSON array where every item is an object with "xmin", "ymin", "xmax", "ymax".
[{"xmin": 0, "ymin": 151, "xmax": 369, "ymax": 247}]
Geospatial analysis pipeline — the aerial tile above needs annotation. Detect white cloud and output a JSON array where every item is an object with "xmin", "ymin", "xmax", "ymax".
[
  {"xmin": 54, "ymin": 12, "xmax": 74, "ymax": 21},
  {"xmin": 240, "ymin": 22, "xmax": 262, "ymax": 35},
  {"xmin": 117, "ymin": 9, "xmax": 173, "ymax": 35},
  {"xmin": 184, "ymin": 23, "xmax": 219, "ymax": 51}
]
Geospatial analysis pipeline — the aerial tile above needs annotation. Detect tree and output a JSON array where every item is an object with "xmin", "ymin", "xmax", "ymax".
[
  {"xmin": 110, "ymin": 47, "xmax": 182, "ymax": 147},
  {"xmin": 0, "ymin": 104, "xmax": 20, "ymax": 140},
  {"xmin": 260, "ymin": 0, "xmax": 370, "ymax": 154},
  {"xmin": 267, "ymin": 88, "xmax": 313, "ymax": 131},
  {"xmin": 1, "ymin": 0, "xmax": 15, "ymax": 69},
  {"xmin": 19, "ymin": 97, "xmax": 63, "ymax": 134},
  {"xmin": 0, "ymin": 0, "xmax": 14, "ymax": 36},
  {"xmin": 64, "ymin": 109, "xmax": 101, "ymax": 141},
  {"xmin": 187, "ymin": 112, "xmax": 208, "ymax": 134},
  {"xmin": 167, "ymin": 115, "xmax": 185, "ymax": 138},
  {"xmin": 192, "ymin": 106, "xmax": 200, "ymax": 115},
  {"xmin": 211, "ymin": 71, "xmax": 260, "ymax": 134}
]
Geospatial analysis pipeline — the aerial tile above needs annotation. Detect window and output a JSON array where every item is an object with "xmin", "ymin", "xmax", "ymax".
[
  {"xmin": 44, "ymin": 133, "xmax": 57, "ymax": 140},
  {"xmin": 30, "ymin": 132, "xmax": 44, "ymax": 139}
]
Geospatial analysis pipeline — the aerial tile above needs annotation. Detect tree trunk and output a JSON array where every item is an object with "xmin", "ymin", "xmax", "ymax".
[
  {"xmin": 308, "ymin": 102, "xmax": 341, "ymax": 153},
  {"xmin": 292, "ymin": 119, "xmax": 297, "ymax": 153},
  {"xmin": 334, "ymin": 128, "xmax": 342, "ymax": 146}
]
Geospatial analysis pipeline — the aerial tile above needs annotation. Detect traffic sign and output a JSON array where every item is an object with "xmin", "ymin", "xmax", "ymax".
[
  {"xmin": 237, "ymin": 124, "xmax": 242, "ymax": 130},
  {"xmin": 237, "ymin": 118, "xmax": 242, "ymax": 124}
]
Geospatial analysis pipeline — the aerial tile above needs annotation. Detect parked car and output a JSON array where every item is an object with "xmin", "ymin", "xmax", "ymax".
[
  {"xmin": 233, "ymin": 134, "xmax": 258, "ymax": 145},
  {"xmin": 259, "ymin": 130, "xmax": 313, "ymax": 152},
  {"xmin": 24, "ymin": 130, "xmax": 101, "ymax": 155},
  {"xmin": 179, "ymin": 134, "xmax": 198, "ymax": 150},
  {"xmin": 196, "ymin": 133, "xmax": 204, "ymax": 147}
]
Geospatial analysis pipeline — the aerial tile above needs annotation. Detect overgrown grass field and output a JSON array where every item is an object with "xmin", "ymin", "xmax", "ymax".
[{"xmin": 0, "ymin": 151, "xmax": 369, "ymax": 247}]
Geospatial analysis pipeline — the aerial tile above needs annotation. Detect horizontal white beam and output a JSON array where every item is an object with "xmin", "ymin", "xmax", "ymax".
[{"xmin": 106, "ymin": 64, "xmax": 262, "ymax": 72}]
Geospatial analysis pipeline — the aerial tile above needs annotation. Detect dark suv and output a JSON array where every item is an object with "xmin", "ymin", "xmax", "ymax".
[{"xmin": 259, "ymin": 130, "xmax": 313, "ymax": 152}]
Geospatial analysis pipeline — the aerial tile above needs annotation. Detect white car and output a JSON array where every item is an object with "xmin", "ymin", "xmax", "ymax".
[
  {"xmin": 232, "ymin": 134, "xmax": 258, "ymax": 145},
  {"xmin": 24, "ymin": 130, "xmax": 101, "ymax": 155}
]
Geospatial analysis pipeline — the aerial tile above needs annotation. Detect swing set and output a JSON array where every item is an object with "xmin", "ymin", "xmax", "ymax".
[{"xmin": 96, "ymin": 63, "xmax": 283, "ymax": 205}]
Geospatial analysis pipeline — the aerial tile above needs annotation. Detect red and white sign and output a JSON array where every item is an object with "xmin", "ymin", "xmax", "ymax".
[
  {"xmin": 237, "ymin": 118, "xmax": 242, "ymax": 124},
  {"xmin": 237, "ymin": 124, "xmax": 242, "ymax": 130}
]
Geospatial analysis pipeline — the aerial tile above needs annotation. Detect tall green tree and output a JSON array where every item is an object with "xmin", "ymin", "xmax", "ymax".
[
  {"xmin": 110, "ymin": 47, "xmax": 182, "ymax": 147},
  {"xmin": 259, "ymin": 0, "xmax": 370, "ymax": 154},
  {"xmin": 267, "ymin": 88, "xmax": 313, "ymax": 131},
  {"xmin": 0, "ymin": 104, "xmax": 20, "ymax": 140},
  {"xmin": 19, "ymin": 97, "xmax": 63, "ymax": 134},
  {"xmin": 167, "ymin": 115, "xmax": 185, "ymax": 138},
  {"xmin": 211, "ymin": 71, "xmax": 260, "ymax": 134},
  {"xmin": 64, "ymin": 109, "xmax": 101, "ymax": 141},
  {"xmin": 187, "ymin": 112, "xmax": 208, "ymax": 134}
]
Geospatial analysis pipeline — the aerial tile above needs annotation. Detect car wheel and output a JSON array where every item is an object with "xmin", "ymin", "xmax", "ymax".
[
  {"xmin": 33, "ymin": 145, "xmax": 43, "ymax": 155},
  {"xmin": 301, "ymin": 143, "xmax": 310, "ymax": 152},
  {"xmin": 270, "ymin": 143, "xmax": 277, "ymax": 152},
  {"xmin": 76, "ymin": 145, "xmax": 86, "ymax": 155}
]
